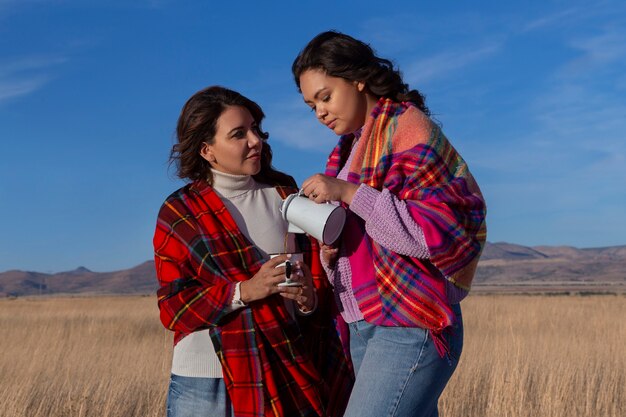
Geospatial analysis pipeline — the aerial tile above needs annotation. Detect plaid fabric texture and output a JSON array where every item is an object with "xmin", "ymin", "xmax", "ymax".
[
  {"xmin": 154, "ymin": 181, "xmax": 353, "ymax": 417},
  {"xmin": 325, "ymin": 98, "xmax": 486, "ymax": 354}
]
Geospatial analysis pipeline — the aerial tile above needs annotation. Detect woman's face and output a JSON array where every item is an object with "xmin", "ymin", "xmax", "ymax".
[
  {"xmin": 200, "ymin": 105, "xmax": 263, "ymax": 176},
  {"xmin": 299, "ymin": 69, "xmax": 377, "ymax": 136}
]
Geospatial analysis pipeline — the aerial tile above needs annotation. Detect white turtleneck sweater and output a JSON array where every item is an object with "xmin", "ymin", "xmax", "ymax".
[{"xmin": 171, "ymin": 169, "xmax": 297, "ymax": 378}]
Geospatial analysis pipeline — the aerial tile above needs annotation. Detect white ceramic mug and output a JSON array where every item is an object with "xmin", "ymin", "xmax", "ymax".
[
  {"xmin": 280, "ymin": 192, "xmax": 346, "ymax": 245},
  {"xmin": 269, "ymin": 253, "xmax": 304, "ymax": 287}
]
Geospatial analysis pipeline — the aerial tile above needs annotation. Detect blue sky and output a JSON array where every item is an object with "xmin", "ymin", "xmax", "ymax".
[{"xmin": 1, "ymin": 0, "xmax": 625, "ymax": 273}]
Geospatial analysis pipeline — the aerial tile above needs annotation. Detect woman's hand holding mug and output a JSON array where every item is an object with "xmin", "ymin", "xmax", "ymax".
[
  {"xmin": 240, "ymin": 254, "xmax": 290, "ymax": 304},
  {"xmin": 279, "ymin": 260, "xmax": 316, "ymax": 312}
]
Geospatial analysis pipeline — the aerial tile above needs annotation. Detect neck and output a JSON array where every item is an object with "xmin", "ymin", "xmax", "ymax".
[
  {"xmin": 210, "ymin": 169, "xmax": 255, "ymax": 198},
  {"xmin": 365, "ymin": 93, "xmax": 379, "ymax": 117}
]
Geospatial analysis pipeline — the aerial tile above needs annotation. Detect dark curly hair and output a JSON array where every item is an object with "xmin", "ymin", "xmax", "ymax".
[
  {"xmin": 292, "ymin": 30, "xmax": 429, "ymax": 115},
  {"xmin": 170, "ymin": 86, "xmax": 295, "ymax": 187}
]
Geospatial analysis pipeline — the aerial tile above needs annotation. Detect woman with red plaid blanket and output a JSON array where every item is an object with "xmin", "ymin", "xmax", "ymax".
[
  {"xmin": 153, "ymin": 86, "xmax": 353, "ymax": 417},
  {"xmin": 291, "ymin": 32, "xmax": 487, "ymax": 417}
]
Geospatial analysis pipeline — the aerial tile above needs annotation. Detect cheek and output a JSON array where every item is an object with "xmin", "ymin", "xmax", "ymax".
[
  {"xmin": 343, "ymin": 94, "xmax": 359, "ymax": 117},
  {"xmin": 344, "ymin": 100, "xmax": 359, "ymax": 123}
]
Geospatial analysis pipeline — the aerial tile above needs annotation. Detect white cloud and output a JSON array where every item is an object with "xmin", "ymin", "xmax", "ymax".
[
  {"xmin": 403, "ymin": 43, "xmax": 501, "ymax": 86},
  {"xmin": 0, "ymin": 55, "xmax": 66, "ymax": 104},
  {"xmin": 0, "ymin": 77, "xmax": 49, "ymax": 102},
  {"xmin": 474, "ymin": 22, "xmax": 626, "ymax": 243},
  {"xmin": 521, "ymin": 1, "xmax": 625, "ymax": 33},
  {"xmin": 263, "ymin": 98, "xmax": 337, "ymax": 152},
  {"xmin": 532, "ymin": 27, "xmax": 626, "ymax": 152},
  {"xmin": 0, "ymin": 56, "xmax": 67, "ymax": 77},
  {"xmin": 522, "ymin": 7, "xmax": 583, "ymax": 32},
  {"xmin": 560, "ymin": 28, "xmax": 626, "ymax": 78}
]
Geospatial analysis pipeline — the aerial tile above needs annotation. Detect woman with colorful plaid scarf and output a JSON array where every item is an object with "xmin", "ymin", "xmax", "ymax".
[
  {"xmin": 153, "ymin": 86, "xmax": 353, "ymax": 417},
  {"xmin": 291, "ymin": 31, "xmax": 487, "ymax": 417}
]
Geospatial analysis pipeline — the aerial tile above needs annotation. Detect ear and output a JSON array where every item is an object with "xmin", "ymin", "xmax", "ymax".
[
  {"xmin": 356, "ymin": 81, "xmax": 366, "ymax": 92},
  {"xmin": 200, "ymin": 142, "xmax": 217, "ymax": 164}
]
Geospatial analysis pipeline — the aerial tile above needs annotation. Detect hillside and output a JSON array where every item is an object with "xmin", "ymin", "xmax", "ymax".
[
  {"xmin": 0, "ymin": 261, "xmax": 156, "ymax": 297},
  {"xmin": 1, "ymin": 242, "xmax": 624, "ymax": 297},
  {"xmin": 475, "ymin": 242, "xmax": 626, "ymax": 293}
]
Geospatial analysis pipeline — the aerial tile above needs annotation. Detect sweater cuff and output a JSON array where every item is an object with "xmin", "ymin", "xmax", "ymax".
[
  {"xmin": 231, "ymin": 282, "xmax": 247, "ymax": 309},
  {"xmin": 349, "ymin": 184, "xmax": 380, "ymax": 222}
]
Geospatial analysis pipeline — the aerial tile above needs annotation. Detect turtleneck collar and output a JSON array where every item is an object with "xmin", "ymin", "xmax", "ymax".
[{"xmin": 210, "ymin": 169, "xmax": 256, "ymax": 199}]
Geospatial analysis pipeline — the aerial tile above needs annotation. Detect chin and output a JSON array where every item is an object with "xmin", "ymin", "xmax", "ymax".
[
  {"xmin": 250, "ymin": 165, "xmax": 262, "ymax": 176},
  {"xmin": 333, "ymin": 125, "xmax": 354, "ymax": 136}
]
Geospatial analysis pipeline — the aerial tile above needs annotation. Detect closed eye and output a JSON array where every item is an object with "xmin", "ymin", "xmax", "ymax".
[
  {"xmin": 230, "ymin": 129, "xmax": 245, "ymax": 139},
  {"xmin": 308, "ymin": 94, "xmax": 330, "ymax": 113}
]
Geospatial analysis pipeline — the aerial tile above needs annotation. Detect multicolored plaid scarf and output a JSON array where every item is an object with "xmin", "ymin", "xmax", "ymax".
[
  {"xmin": 325, "ymin": 98, "xmax": 486, "ymax": 353},
  {"xmin": 154, "ymin": 181, "xmax": 353, "ymax": 417}
]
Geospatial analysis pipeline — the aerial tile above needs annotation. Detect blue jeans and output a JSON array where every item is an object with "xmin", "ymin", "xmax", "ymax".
[
  {"xmin": 166, "ymin": 374, "xmax": 233, "ymax": 417},
  {"xmin": 344, "ymin": 304, "xmax": 463, "ymax": 417}
]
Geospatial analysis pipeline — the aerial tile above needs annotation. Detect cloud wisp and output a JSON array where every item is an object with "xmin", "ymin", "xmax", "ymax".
[
  {"xmin": 265, "ymin": 98, "xmax": 338, "ymax": 152},
  {"xmin": 0, "ymin": 55, "xmax": 67, "ymax": 104},
  {"xmin": 403, "ymin": 42, "xmax": 502, "ymax": 86},
  {"xmin": 522, "ymin": 1, "xmax": 626, "ymax": 33}
]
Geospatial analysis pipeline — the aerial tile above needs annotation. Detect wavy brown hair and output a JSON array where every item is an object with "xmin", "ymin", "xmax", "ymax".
[
  {"xmin": 170, "ymin": 86, "xmax": 295, "ymax": 187},
  {"xmin": 292, "ymin": 30, "xmax": 430, "ymax": 115}
]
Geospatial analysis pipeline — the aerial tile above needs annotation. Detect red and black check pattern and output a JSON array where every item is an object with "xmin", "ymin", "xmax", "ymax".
[{"xmin": 154, "ymin": 181, "xmax": 353, "ymax": 416}]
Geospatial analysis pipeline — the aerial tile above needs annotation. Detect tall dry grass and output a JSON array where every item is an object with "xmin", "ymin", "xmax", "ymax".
[
  {"xmin": 0, "ymin": 296, "xmax": 170, "ymax": 417},
  {"xmin": 0, "ymin": 295, "xmax": 623, "ymax": 416},
  {"xmin": 440, "ymin": 295, "xmax": 625, "ymax": 417}
]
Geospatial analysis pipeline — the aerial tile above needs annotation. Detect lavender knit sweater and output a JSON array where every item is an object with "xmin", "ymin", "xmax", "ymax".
[{"xmin": 322, "ymin": 138, "xmax": 468, "ymax": 323}]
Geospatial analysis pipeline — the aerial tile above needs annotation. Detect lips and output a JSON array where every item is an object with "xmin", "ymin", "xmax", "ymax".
[
  {"xmin": 246, "ymin": 153, "xmax": 260, "ymax": 160},
  {"xmin": 325, "ymin": 119, "xmax": 337, "ymax": 130}
]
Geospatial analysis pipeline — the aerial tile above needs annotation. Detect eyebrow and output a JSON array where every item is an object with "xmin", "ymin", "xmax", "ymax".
[{"xmin": 304, "ymin": 87, "xmax": 328, "ymax": 103}]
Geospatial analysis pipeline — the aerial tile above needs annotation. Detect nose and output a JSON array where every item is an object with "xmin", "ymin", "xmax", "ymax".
[
  {"xmin": 315, "ymin": 105, "xmax": 327, "ymax": 120},
  {"xmin": 248, "ymin": 131, "xmax": 262, "ymax": 148}
]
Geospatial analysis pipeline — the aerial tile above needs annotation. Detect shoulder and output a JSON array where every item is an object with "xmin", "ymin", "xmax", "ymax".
[
  {"xmin": 272, "ymin": 184, "xmax": 298, "ymax": 199},
  {"xmin": 251, "ymin": 179, "xmax": 297, "ymax": 198},
  {"xmin": 391, "ymin": 105, "xmax": 436, "ymax": 152},
  {"xmin": 160, "ymin": 183, "xmax": 194, "ymax": 206},
  {"xmin": 157, "ymin": 182, "xmax": 209, "ymax": 219}
]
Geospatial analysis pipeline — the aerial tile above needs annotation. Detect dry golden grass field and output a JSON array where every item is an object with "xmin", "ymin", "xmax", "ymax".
[{"xmin": 0, "ymin": 295, "xmax": 623, "ymax": 417}]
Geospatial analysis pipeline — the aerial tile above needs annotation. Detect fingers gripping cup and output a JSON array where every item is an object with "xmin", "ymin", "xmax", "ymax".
[
  {"xmin": 280, "ymin": 191, "xmax": 346, "ymax": 245},
  {"xmin": 270, "ymin": 253, "xmax": 304, "ymax": 287}
]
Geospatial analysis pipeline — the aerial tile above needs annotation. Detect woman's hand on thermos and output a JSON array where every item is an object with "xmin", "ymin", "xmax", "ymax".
[
  {"xmin": 320, "ymin": 244, "xmax": 339, "ymax": 268},
  {"xmin": 240, "ymin": 255, "xmax": 289, "ymax": 304},
  {"xmin": 301, "ymin": 174, "xmax": 358, "ymax": 205}
]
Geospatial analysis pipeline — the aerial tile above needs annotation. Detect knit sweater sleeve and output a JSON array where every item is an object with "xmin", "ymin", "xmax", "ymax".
[
  {"xmin": 349, "ymin": 183, "xmax": 430, "ymax": 258},
  {"xmin": 153, "ymin": 200, "xmax": 240, "ymax": 335}
]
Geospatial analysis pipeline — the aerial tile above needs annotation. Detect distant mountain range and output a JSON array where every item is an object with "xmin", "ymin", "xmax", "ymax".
[
  {"xmin": 1, "ymin": 242, "xmax": 624, "ymax": 297},
  {"xmin": 475, "ymin": 242, "xmax": 626, "ymax": 293},
  {"xmin": 0, "ymin": 261, "xmax": 157, "ymax": 297}
]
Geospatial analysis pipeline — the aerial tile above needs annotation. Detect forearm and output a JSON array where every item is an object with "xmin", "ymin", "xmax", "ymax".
[
  {"xmin": 349, "ymin": 184, "xmax": 430, "ymax": 258},
  {"xmin": 157, "ymin": 275, "xmax": 238, "ymax": 333}
]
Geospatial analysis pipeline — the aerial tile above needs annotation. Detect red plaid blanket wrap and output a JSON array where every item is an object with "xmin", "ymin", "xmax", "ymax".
[
  {"xmin": 325, "ymin": 98, "xmax": 487, "ymax": 354},
  {"xmin": 153, "ymin": 180, "xmax": 353, "ymax": 416}
]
